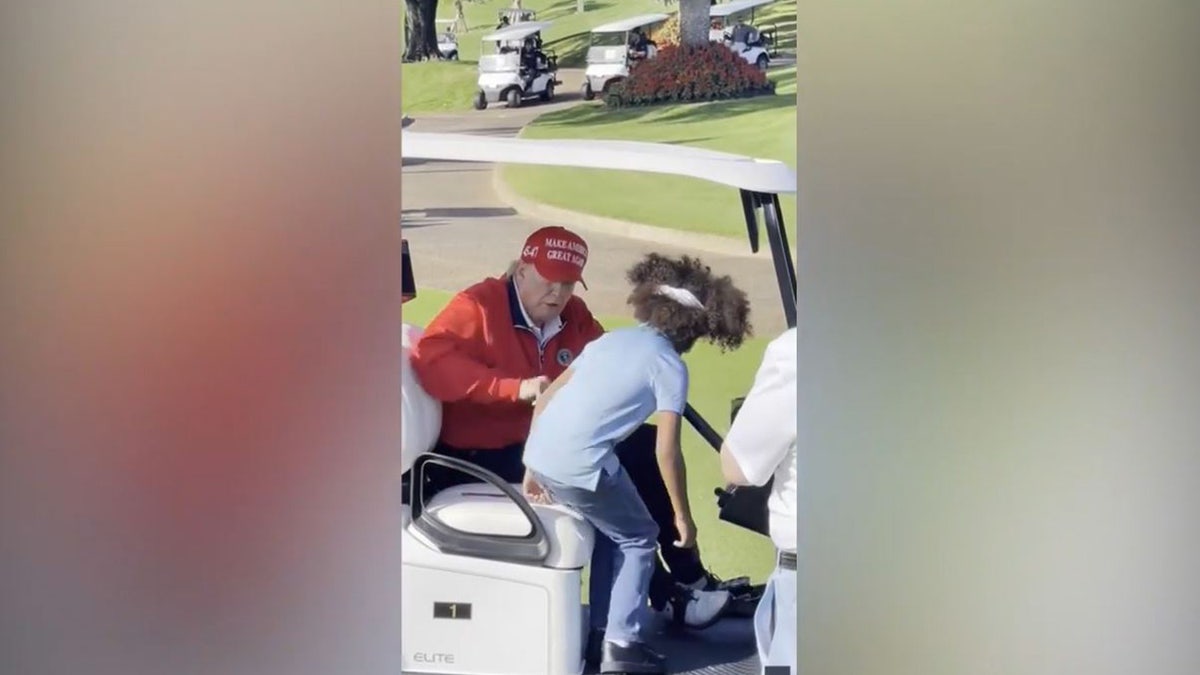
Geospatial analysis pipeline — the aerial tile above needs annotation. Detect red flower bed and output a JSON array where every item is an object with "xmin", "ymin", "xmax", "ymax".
[{"xmin": 605, "ymin": 43, "xmax": 774, "ymax": 108}]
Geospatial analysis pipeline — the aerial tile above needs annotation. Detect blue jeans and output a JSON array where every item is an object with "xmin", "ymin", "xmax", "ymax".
[{"xmin": 532, "ymin": 466, "xmax": 659, "ymax": 644}]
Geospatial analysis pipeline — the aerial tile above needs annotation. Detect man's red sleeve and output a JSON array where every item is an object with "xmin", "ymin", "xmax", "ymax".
[{"xmin": 411, "ymin": 293, "xmax": 523, "ymax": 405}]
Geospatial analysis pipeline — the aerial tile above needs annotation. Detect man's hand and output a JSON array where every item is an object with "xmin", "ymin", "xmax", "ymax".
[
  {"xmin": 673, "ymin": 514, "xmax": 697, "ymax": 549},
  {"xmin": 523, "ymin": 471, "xmax": 551, "ymax": 504},
  {"xmin": 518, "ymin": 376, "xmax": 550, "ymax": 403}
]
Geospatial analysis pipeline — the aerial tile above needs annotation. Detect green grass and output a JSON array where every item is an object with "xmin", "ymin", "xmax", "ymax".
[
  {"xmin": 401, "ymin": 60, "xmax": 484, "ymax": 114},
  {"xmin": 402, "ymin": 0, "xmax": 669, "ymax": 114},
  {"xmin": 403, "ymin": 289, "xmax": 779, "ymax": 584},
  {"xmin": 500, "ymin": 65, "xmax": 797, "ymax": 240}
]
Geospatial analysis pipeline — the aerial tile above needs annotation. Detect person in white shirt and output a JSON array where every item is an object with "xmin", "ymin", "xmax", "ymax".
[{"xmin": 720, "ymin": 327, "xmax": 798, "ymax": 674}]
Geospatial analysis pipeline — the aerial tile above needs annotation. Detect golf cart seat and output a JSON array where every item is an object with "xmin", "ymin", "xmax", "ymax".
[
  {"xmin": 421, "ymin": 482, "xmax": 595, "ymax": 569},
  {"xmin": 401, "ymin": 323, "xmax": 441, "ymax": 473}
]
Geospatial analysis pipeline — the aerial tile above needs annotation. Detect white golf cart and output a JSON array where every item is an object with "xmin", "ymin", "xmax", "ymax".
[
  {"xmin": 399, "ymin": 131, "xmax": 797, "ymax": 675},
  {"xmin": 581, "ymin": 13, "xmax": 669, "ymax": 101},
  {"xmin": 710, "ymin": 0, "xmax": 779, "ymax": 71},
  {"xmin": 474, "ymin": 22, "xmax": 560, "ymax": 110},
  {"xmin": 435, "ymin": 20, "xmax": 459, "ymax": 60}
]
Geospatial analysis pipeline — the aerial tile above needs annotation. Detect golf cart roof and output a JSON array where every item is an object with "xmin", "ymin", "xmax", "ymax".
[
  {"xmin": 499, "ymin": 8, "xmax": 536, "ymax": 19},
  {"xmin": 482, "ymin": 21, "xmax": 551, "ymax": 42},
  {"xmin": 401, "ymin": 131, "xmax": 795, "ymax": 194},
  {"xmin": 710, "ymin": 0, "xmax": 776, "ymax": 18},
  {"xmin": 591, "ymin": 14, "xmax": 671, "ymax": 33}
]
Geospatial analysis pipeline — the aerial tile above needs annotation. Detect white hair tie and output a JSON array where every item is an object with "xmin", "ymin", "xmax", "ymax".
[{"xmin": 655, "ymin": 284, "xmax": 704, "ymax": 310}]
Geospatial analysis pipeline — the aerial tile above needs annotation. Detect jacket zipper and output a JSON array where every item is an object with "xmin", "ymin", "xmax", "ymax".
[
  {"xmin": 516, "ymin": 319, "xmax": 567, "ymax": 374},
  {"xmin": 515, "ymin": 325, "xmax": 545, "ymax": 372}
]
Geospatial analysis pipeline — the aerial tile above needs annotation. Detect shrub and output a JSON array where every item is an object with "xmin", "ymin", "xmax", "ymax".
[
  {"xmin": 604, "ymin": 43, "xmax": 774, "ymax": 108},
  {"xmin": 650, "ymin": 14, "xmax": 680, "ymax": 47}
]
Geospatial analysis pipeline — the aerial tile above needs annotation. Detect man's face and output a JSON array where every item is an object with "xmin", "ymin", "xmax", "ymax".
[{"xmin": 514, "ymin": 263, "xmax": 576, "ymax": 325}]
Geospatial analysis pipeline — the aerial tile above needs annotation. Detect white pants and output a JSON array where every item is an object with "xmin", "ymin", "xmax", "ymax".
[{"xmin": 754, "ymin": 558, "xmax": 797, "ymax": 675}]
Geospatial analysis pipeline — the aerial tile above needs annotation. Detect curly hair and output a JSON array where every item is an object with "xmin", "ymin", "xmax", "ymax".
[{"xmin": 626, "ymin": 253, "xmax": 752, "ymax": 353}]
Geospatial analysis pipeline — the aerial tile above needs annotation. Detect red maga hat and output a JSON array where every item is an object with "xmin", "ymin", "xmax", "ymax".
[{"xmin": 520, "ymin": 226, "xmax": 589, "ymax": 289}]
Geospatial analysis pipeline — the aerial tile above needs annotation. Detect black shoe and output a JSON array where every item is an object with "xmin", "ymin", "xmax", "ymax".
[
  {"xmin": 600, "ymin": 640, "xmax": 666, "ymax": 674},
  {"xmin": 584, "ymin": 628, "xmax": 604, "ymax": 667}
]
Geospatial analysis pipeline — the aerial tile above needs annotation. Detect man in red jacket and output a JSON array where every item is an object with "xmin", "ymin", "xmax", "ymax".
[{"xmin": 411, "ymin": 226, "xmax": 742, "ymax": 636}]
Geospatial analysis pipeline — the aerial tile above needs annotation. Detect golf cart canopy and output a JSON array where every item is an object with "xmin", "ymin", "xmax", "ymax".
[
  {"xmin": 402, "ymin": 129, "xmax": 797, "ymax": 337},
  {"xmin": 402, "ymin": 131, "xmax": 794, "ymax": 194},
  {"xmin": 481, "ymin": 21, "xmax": 551, "ymax": 43},
  {"xmin": 498, "ymin": 8, "xmax": 536, "ymax": 21},
  {"xmin": 590, "ymin": 13, "xmax": 670, "ymax": 33},
  {"xmin": 710, "ymin": 0, "xmax": 776, "ymax": 18}
]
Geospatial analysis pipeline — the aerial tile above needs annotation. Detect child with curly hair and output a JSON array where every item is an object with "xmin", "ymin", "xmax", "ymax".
[{"xmin": 521, "ymin": 253, "xmax": 752, "ymax": 674}]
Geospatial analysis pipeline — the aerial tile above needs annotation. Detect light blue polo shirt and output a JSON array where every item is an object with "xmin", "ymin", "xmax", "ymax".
[{"xmin": 523, "ymin": 324, "xmax": 689, "ymax": 491}]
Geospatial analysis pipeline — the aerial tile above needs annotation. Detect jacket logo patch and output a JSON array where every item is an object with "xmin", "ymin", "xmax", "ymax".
[{"xmin": 556, "ymin": 348, "xmax": 573, "ymax": 366}]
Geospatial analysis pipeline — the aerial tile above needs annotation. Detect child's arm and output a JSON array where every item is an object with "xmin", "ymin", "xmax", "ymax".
[
  {"xmin": 654, "ymin": 411, "xmax": 696, "ymax": 548},
  {"xmin": 531, "ymin": 367, "xmax": 574, "ymax": 422},
  {"xmin": 522, "ymin": 367, "xmax": 575, "ymax": 503},
  {"xmin": 651, "ymin": 355, "xmax": 696, "ymax": 548}
]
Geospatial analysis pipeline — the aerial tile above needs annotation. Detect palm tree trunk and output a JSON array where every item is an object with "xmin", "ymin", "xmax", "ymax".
[{"xmin": 679, "ymin": 0, "xmax": 710, "ymax": 47}]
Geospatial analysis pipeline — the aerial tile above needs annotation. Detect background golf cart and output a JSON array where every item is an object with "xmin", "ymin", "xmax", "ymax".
[
  {"xmin": 474, "ymin": 21, "xmax": 560, "ymax": 110},
  {"xmin": 436, "ymin": 19, "xmax": 459, "ymax": 60},
  {"xmin": 710, "ymin": 0, "xmax": 779, "ymax": 71},
  {"xmin": 581, "ymin": 13, "xmax": 669, "ymax": 102},
  {"xmin": 498, "ymin": 7, "xmax": 537, "ymax": 27},
  {"xmin": 399, "ymin": 131, "xmax": 796, "ymax": 675}
]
